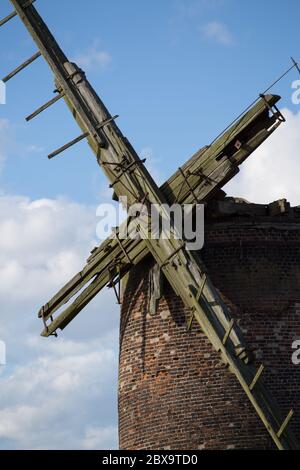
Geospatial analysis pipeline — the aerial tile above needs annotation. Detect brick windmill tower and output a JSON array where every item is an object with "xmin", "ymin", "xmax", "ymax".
[{"xmin": 3, "ymin": 0, "xmax": 300, "ymax": 450}]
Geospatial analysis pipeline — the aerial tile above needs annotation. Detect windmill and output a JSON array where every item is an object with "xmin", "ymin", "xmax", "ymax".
[{"xmin": 2, "ymin": 0, "xmax": 300, "ymax": 450}]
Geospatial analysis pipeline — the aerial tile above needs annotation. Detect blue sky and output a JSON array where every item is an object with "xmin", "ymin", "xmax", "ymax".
[
  {"xmin": 1, "ymin": 0, "xmax": 300, "ymax": 203},
  {"xmin": 0, "ymin": 0, "xmax": 300, "ymax": 450}
]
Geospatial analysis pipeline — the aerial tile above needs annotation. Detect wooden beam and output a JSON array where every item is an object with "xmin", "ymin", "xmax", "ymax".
[
  {"xmin": 277, "ymin": 410, "xmax": 294, "ymax": 439},
  {"xmin": 222, "ymin": 319, "xmax": 235, "ymax": 346},
  {"xmin": 249, "ymin": 364, "xmax": 264, "ymax": 391},
  {"xmin": 26, "ymin": 92, "xmax": 64, "ymax": 121},
  {"xmin": 39, "ymin": 94, "xmax": 280, "ymax": 332},
  {"xmin": 2, "ymin": 51, "xmax": 41, "ymax": 83},
  {"xmin": 0, "ymin": 0, "xmax": 35, "ymax": 27},
  {"xmin": 10, "ymin": 0, "xmax": 298, "ymax": 450}
]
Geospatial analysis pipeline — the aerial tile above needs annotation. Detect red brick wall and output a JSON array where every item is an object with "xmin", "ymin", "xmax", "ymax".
[{"xmin": 118, "ymin": 215, "xmax": 300, "ymax": 450}]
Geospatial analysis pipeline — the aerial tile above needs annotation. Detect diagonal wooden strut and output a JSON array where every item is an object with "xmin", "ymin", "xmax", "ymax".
[
  {"xmin": 9, "ymin": 0, "xmax": 298, "ymax": 450},
  {"xmin": 2, "ymin": 51, "xmax": 41, "ymax": 83},
  {"xmin": 40, "ymin": 95, "xmax": 281, "ymax": 336},
  {"xmin": 26, "ymin": 92, "xmax": 64, "ymax": 122},
  {"xmin": 0, "ymin": 0, "xmax": 35, "ymax": 27}
]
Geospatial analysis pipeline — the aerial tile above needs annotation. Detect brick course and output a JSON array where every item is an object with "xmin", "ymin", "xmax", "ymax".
[{"xmin": 119, "ymin": 210, "xmax": 300, "ymax": 450}]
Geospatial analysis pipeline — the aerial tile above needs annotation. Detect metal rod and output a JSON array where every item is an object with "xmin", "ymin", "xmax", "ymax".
[
  {"xmin": 291, "ymin": 57, "xmax": 300, "ymax": 75},
  {"xmin": 108, "ymin": 265, "xmax": 121, "ymax": 304},
  {"xmin": 0, "ymin": 10, "xmax": 17, "ymax": 27},
  {"xmin": 277, "ymin": 410, "xmax": 294, "ymax": 439},
  {"xmin": 48, "ymin": 115, "xmax": 119, "ymax": 159},
  {"xmin": 2, "ymin": 51, "xmax": 41, "ymax": 83},
  {"xmin": 210, "ymin": 57, "xmax": 300, "ymax": 148},
  {"xmin": 26, "ymin": 92, "xmax": 64, "ymax": 121},
  {"xmin": 249, "ymin": 364, "xmax": 264, "ymax": 391},
  {"xmin": 0, "ymin": 0, "xmax": 35, "ymax": 28},
  {"xmin": 263, "ymin": 64, "xmax": 296, "ymax": 94},
  {"xmin": 48, "ymin": 132, "xmax": 87, "ymax": 160}
]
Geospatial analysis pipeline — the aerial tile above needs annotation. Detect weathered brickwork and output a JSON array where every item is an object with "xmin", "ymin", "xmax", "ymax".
[{"xmin": 119, "ymin": 209, "xmax": 300, "ymax": 450}]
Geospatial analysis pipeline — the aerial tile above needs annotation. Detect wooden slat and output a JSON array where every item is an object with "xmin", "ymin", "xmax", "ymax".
[
  {"xmin": 223, "ymin": 319, "xmax": 235, "ymax": 346},
  {"xmin": 0, "ymin": 0, "xmax": 35, "ymax": 27},
  {"xmin": 10, "ymin": 0, "xmax": 298, "ymax": 450},
  {"xmin": 2, "ymin": 51, "xmax": 41, "ymax": 83},
  {"xmin": 26, "ymin": 92, "xmax": 64, "ymax": 121},
  {"xmin": 249, "ymin": 364, "xmax": 264, "ymax": 391},
  {"xmin": 277, "ymin": 410, "xmax": 294, "ymax": 439},
  {"xmin": 40, "ymin": 104, "xmax": 278, "ymax": 328}
]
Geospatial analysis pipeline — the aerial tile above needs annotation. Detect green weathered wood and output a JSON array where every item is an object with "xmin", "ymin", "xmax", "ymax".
[
  {"xmin": 277, "ymin": 410, "xmax": 294, "ymax": 439},
  {"xmin": 10, "ymin": 0, "xmax": 298, "ymax": 450},
  {"xmin": 222, "ymin": 319, "xmax": 235, "ymax": 346},
  {"xmin": 163, "ymin": 95, "xmax": 280, "ymax": 203},
  {"xmin": 249, "ymin": 364, "xmax": 265, "ymax": 391},
  {"xmin": 50, "ymin": 68, "xmax": 295, "ymax": 447},
  {"xmin": 40, "ymin": 95, "xmax": 280, "ymax": 330}
]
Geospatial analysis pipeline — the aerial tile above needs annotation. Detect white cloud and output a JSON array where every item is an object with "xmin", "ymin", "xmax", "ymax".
[
  {"xmin": 0, "ymin": 119, "xmax": 12, "ymax": 174},
  {"xmin": 169, "ymin": 1, "xmax": 226, "ymax": 44},
  {"xmin": 0, "ymin": 195, "xmax": 97, "ymax": 305},
  {"xmin": 0, "ymin": 334, "xmax": 118, "ymax": 449},
  {"xmin": 82, "ymin": 426, "xmax": 118, "ymax": 450},
  {"xmin": 225, "ymin": 108, "xmax": 300, "ymax": 205},
  {"xmin": 0, "ymin": 193, "xmax": 119, "ymax": 449},
  {"xmin": 200, "ymin": 21, "xmax": 234, "ymax": 45},
  {"xmin": 172, "ymin": 0, "xmax": 225, "ymax": 21},
  {"xmin": 73, "ymin": 40, "xmax": 112, "ymax": 72},
  {"xmin": 26, "ymin": 144, "xmax": 44, "ymax": 154}
]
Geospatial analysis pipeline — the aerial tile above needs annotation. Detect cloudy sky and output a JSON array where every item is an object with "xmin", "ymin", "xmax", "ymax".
[{"xmin": 0, "ymin": 0, "xmax": 300, "ymax": 450}]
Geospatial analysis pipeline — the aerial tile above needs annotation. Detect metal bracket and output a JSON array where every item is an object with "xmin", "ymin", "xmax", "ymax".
[
  {"xmin": 40, "ymin": 305, "xmax": 58, "ymax": 338},
  {"xmin": 108, "ymin": 158, "xmax": 147, "ymax": 188},
  {"xmin": 107, "ymin": 263, "xmax": 122, "ymax": 304},
  {"xmin": 259, "ymin": 94, "xmax": 286, "ymax": 122}
]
